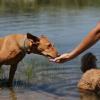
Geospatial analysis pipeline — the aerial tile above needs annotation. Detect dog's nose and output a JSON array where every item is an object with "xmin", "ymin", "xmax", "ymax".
[{"xmin": 57, "ymin": 53, "xmax": 60, "ymax": 57}]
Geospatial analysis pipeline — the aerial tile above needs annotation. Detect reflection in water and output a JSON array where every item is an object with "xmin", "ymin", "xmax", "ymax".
[
  {"xmin": 79, "ymin": 91, "xmax": 100, "ymax": 100},
  {"xmin": 0, "ymin": 87, "xmax": 17, "ymax": 100},
  {"xmin": 9, "ymin": 88, "xmax": 17, "ymax": 100}
]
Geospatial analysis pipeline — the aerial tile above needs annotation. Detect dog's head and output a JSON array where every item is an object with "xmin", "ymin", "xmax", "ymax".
[
  {"xmin": 81, "ymin": 52, "xmax": 97, "ymax": 73},
  {"xmin": 26, "ymin": 33, "xmax": 59, "ymax": 58}
]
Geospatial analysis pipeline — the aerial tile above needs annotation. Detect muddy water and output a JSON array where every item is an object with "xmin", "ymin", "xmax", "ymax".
[{"xmin": 0, "ymin": 1, "xmax": 100, "ymax": 100}]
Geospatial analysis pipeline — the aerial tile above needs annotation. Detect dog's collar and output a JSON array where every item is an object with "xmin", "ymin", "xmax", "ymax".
[{"xmin": 19, "ymin": 35, "xmax": 30, "ymax": 53}]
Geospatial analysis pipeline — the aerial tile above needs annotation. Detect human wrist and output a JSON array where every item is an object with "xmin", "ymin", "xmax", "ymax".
[{"xmin": 69, "ymin": 50, "xmax": 79, "ymax": 59}]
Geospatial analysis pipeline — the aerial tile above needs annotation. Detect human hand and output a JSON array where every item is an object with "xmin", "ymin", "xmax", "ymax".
[{"xmin": 50, "ymin": 53, "xmax": 73, "ymax": 63}]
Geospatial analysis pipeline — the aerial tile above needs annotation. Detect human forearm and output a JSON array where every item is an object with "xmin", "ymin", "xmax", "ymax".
[
  {"xmin": 70, "ymin": 28, "xmax": 100, "ymax": 59},
  {"xmin": 53, "ymin": 24, "xmax": 100, "ymax": 63}
]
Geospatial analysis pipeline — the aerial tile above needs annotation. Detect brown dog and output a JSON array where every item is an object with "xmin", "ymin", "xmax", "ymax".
[
  {"xmin": 77, "ymin": 52, "xmax": 100, "ymax": 92},
  {"xmin": 0, "ymin": 33, "xmax": 59, "ymax": 86}
]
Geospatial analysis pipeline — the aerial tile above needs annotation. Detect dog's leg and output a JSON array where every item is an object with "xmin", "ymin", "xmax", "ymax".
[{"xmin": 8, "ymin": 64, "xmax": 17, "ymax": 87}]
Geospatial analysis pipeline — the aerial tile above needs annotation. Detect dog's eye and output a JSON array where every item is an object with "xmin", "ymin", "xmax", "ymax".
[{"xmin": 47, "ymin": 44, "xmax": 52, "ymax": 48}]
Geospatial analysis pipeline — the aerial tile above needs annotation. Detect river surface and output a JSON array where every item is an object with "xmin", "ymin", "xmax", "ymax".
[{"xmin": 0, "ymin": 3, "xmax": 100, "ymax": 100}]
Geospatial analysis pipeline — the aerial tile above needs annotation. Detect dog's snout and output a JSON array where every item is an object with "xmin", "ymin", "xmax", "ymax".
[
  {"xmin": 58, "ymin": 54, "xmax": 60, "ymax": 57},
  {"xmin": 56, "ymin": 52, "xmax": 60, "ymax": 57}
]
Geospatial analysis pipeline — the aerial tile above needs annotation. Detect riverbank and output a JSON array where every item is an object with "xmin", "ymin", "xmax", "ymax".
[{"xmin": 0, "ymin": 0, "xmax": 100, "ymax": 13}]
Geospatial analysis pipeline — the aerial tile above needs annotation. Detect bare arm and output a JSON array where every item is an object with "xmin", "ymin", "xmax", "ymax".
[
  {"xmin": 70, "ymin": 26, "xmax": 100, "ymax": 59},
  {"xmin": 52, "ymin": 24, "xmax": 100, "ymax": 63}
]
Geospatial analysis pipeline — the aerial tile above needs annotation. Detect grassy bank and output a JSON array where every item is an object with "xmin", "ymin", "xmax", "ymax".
[{"xmin": 0, "ymin": 0, "xmax": 100, "ymax": 13}]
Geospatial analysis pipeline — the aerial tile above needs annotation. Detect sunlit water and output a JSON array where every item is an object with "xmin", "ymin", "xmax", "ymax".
[{"xmin": 0, "ymin": 5, "xmax": 100, "ymax": 100}]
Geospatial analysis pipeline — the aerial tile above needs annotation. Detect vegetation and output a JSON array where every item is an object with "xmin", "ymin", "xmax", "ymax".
[
  {"xmin": 0, "ymin": 0, "xmax": 100, "ymax": 13},
  {"xmin": 24, "ymin": 65, "xmax": 33, "ymax": 83},
  {"xmin": 0, "ymin": 68, "xmax": 3, "ymax": 78}
]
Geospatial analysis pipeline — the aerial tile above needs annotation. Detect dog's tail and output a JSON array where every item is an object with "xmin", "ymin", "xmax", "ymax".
[{"xmin": 81, "ymin": 52, "xmax": 97, "ymax": 73}]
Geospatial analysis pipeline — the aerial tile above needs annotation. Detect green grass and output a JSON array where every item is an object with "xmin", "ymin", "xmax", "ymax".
[{"xmin": 24, "ymin": 65, "xmax": 33, "ymax": 83}]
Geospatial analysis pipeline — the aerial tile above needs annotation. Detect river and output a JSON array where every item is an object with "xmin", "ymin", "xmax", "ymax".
[{"xmin": 0, "ymin": 1, "xmax": 100, "ymax": 100}]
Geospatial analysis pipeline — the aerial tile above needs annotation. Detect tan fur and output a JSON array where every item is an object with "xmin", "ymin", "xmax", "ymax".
[
  {"xmin": 0, "ymin": 33, "xmax": 58, "ymax": 86},
  {"xmin": 78, "ymin": 69, "xmax": 100, "ymax": 92},
  {"xmin": 77, "ymin": 53, "xmax": 100, "ymax": 93}
]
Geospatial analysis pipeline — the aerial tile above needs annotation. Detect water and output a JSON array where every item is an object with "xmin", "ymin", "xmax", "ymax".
[{"xmin": 0, "ymin": 1, "xmax": 100, "ymax": 100}]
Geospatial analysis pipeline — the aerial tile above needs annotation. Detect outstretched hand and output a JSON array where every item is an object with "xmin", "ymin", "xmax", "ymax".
[{"xmin": 50, "ymin": 53, "xmax": 73, "ymax": 63}]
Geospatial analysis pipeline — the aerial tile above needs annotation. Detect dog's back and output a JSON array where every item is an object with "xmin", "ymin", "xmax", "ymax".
[
  {"xmin": 78, "ymin": 53, "xmax": 99, "ymax": 92},
  {"xmin": 0, "ymin": 37, "xmax": 5, "ymax": 50},
  {"xmin": 78, "ymin": 69, "xmax": 100, "ymax": 91},
  {"xmin": 0, "ymin": 34, "xmax": 26, "ymax": 65}
]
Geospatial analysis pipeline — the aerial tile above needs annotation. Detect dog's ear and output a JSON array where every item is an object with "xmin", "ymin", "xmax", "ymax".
[{"xmin": 27, "ymin": 33, "xmax": 39, "ymax": 42}]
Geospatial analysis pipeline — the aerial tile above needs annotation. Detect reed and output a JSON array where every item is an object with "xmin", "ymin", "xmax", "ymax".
[
  {"xmin": 0, "ymin": 68, "xmax": 3, "ymax": 78},
  {"xmin": 24, "ymin": 64, "xmax": 35, "ymax": 84}
]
